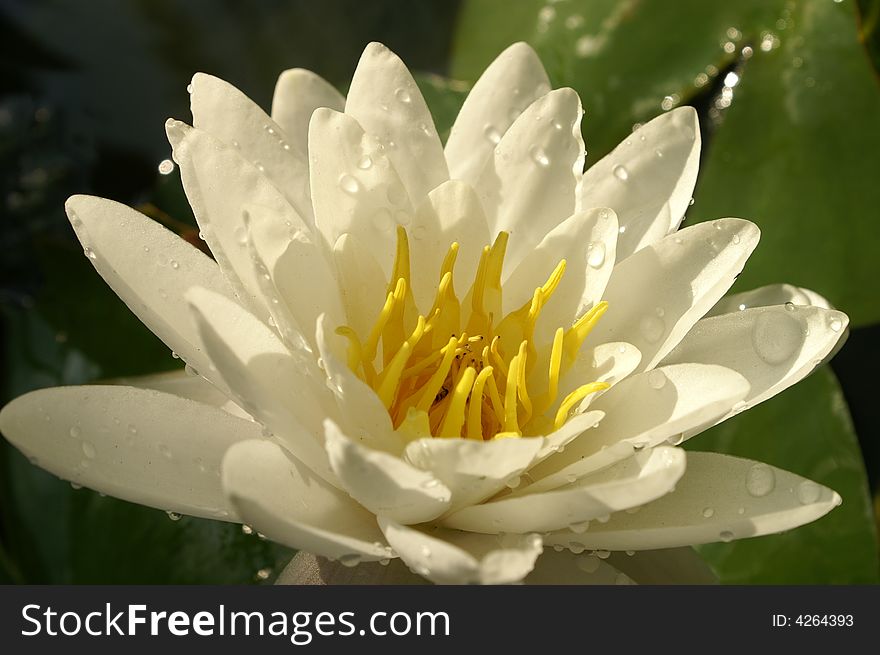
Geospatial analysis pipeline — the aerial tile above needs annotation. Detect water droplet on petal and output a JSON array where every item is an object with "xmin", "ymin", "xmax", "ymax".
[
  {"xmin": 483, "ymin": 124, "xmax": 502, "ymax": 144},
  {"xmin": 587, "ymin": 242, "xmax": 606, "ymax": 268},
  {"xmin": 569, "ymin": 521, "xmax": 590, "ymax": 534},
  {"xmin": 505, "ymin": 475, "xmax": 522, "ymax": 489},
  {"xmin": 158, "ymin": 159, "xmax": 174, "ymax": 175},
  {"xmin": 797, "ymin": 480, "xmax": 821, "ymax": 504},
  {"xmin": 639, "ymin": 314, "xmax": 665, "ymax": 343},
  {"xmin": 719, "ymin": 530, "xmax": 735, "ymax": 543},
  {"xmin": 83, "ymin": 247, "xmax": 96, "ymax": 260},
  {"xmin": 594, "ymin": 549, "xmax": 611, "ymax": 559},
  {"xmin": 612, "ymin": 164, "xmax": 629, "ymax": 181},
  {"xmin": 357, "ymin": 155, "xmax": 373, "ymax": 170},
  {"xmin": 702, "ymin": 507, "xmax": 715, "ymax": 518},
  {"xmin": 395, "ymin": 88, "xmax": 412, "ymax": 104},
  {"xmin": 529, "ymin": 145, "xmax": 550, "ymax": 167},
  {"xmin": 339, "ymin": 553, "xmax": 362, "ymax": 567},
  {"xmin": 339, "ymin": 174, "xmax": 359, "ymax": 195},
  {"xmin": 575, "ymin": 554, "xmax": 600, "ymax": 573},
  {"xmin": 647, "ymin": 369, "xmax": 667, "ymax": 389},
  {"xmin": 751, "ymin": 311, "xmax": 802, "ymax": 365},
  {"xmin": 746, "ymin": 463, "xmax": 776, "ymax": 497},
  {"xmin": 166, "ymin": 510, "xmax": 181, "ymax": 521},
  {"xmin": 81, "ymin": 441, "xmax": 96, "ymax": 459},
  {"xmin": 170, "ymin": 259, "xmax": 179, "ymax": 270},
  {"xmin": 828, "ymin": 317, "xmax": 842, "ymax": 332},
  {"xmin": 69, "ymin": 426, "xmax": 81, "ymax": 439}
]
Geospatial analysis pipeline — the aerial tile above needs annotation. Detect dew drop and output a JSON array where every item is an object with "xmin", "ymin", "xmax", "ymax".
[
  {"xmin": 69, "ymin": 426, "xmax": 81, "ymax": 439},
  {"xmin": 242, "ymin": 524, "xmax": 254, "ymax": 535},
  {"xmin": 553, "ymin": 544, "xmax": 565, "ymax": 552},
  {"xmin": 255, "ymin": 567, "xmax": 271, "ymax": 580},
  {"xmin": 83, "ymin": 247, "xmax": 96, "ymax": 260},
  {"xmin": 569, "ymin": 543, "xmax": 586, "ymax": 554},
  {"xmin": 166, "ymin": 510, "xmax": 182, "ymax": 521},
  {"xmin": 587, "ymin": 242, "xmax": 606, "ymax": 268},
  {"xmin": 395, "ymin": 88, "xmax": 412, "ymax": 104},
  {"xmin": 170, "ymin": 259, "xmax": 179, "ymax": 270},
  {"xmin": 654, "ymin": 149, "xmax": 664, "ymax": 158},
  {"xmin": 594, "ymin": 549, "xmax": 611, "ymax": 559},
  {"xmin": 339, "ymin": 553, "xmax": 362, "ymax": 568},
  {"xmin": 70, "ymin": 482, "xmax": 82, "ymax": 490},
  {"xmin": 529, "ymin": 145, "xmax": 550, "ymax": 167},
  {"xmin": 702, "ymin": 507, "xmax": 715, "ymax": 518},
  {"xmin": 186, "ymin": 83, "xmax": 193, "ymax": 94},
  {"xmin": 339, "ymin": 174, "xmax": 360, "ymax": 195},
  {"xmin": 569, "ymin": 521, "xmax": 590, "ymax": 534},
  {"xmin": 158, "ymin": 159, "xmax": 174, "ymax": 175},
  {"xmin": 828, "ymin": 317, "xmax": 842, "ymax": 332},
  {"xmin": 357, "ymin": 155, "xmax": 373, "ymax": 170},
  {"xmin": 81, "ymin": 441, "xmax": 97, "ymax": 459},
  {"xmin": 719, "ymin": 530, "xmax": 735, "ymax": 543},
  {"xmin": 639, "ymin": 314, "xmax": 665, "ymax": 343},
  {"xmin": 745, "ymin": 463, "xmax": 776, "ymax": 497},
  {"xmin": 612, "ymin": 164, "xmax": 629, "ymax": 181},
  {"xmin": 751, "ymin": 311, "xmax": 802, "ymax": 365},
  {"xmin": 647, "ymin": 369, "xmax": 667, "ymax": 390},
  {"xmin": 505, "ymin": 475, "xmax": 522, "ymax": 489},
  {"xmin": 797, "ymin": 480, "xmax": 821, "ymax": 504},
  {"xmin": 483, "ymin": 124, "xmax": 502, "ymax": 145}
]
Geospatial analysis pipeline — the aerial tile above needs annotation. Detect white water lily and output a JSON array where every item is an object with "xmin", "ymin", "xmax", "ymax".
[{"xmin": 0, "ymin": 42, "xmax": 848, "ymax": 585}]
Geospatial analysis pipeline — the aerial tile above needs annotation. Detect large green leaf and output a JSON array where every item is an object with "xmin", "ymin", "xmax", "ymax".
[
  {"xmin": 688, "ymin": 366, "xmax": 879, "ymax": 584},
  {"xmin": 451, "ymin": 0, "xmax": 880, "ymax": 325}
]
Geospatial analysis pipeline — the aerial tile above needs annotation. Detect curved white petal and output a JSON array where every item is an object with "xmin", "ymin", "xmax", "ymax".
[
  {"xmin": 271, "ymin": 68, "xmax": 345, "ymax": 159},
  {"xmin": 707, "ymin": 283, "xmax": 832, "ymax": 317},
  {"xmin": 525, "ymin": 363, "xmax": 748, "ymax": 494},
  {"xmin": 65, "ymin": 195, "xmax": 237, "ymax": 392},
  {"xmin": 552, "ymin": 341, "xmax": 642, "ymax": 415},
  {"xmin": 532, "ymin": 409, "xmax": 605, "ymax": 461},
  {"xmin": 167, "ymin": 120, "xmax": 303, "ymax": 320},
  {"xmin": 443, "ymin": 446, "xmax": 685, "ymax": 534},
  {"xmin": 592, "ymin": 218, "xmax": 760, "ymax": 372},
  {"xmin": 580, "ymin": 107, "xmax": 700, "ymax": 260},
  {"xmin": 308, "ymin": 107, "xmax": 414, "ymax": 275},
  {"xmin": 445, "ymin": 42, "xmax": 550, "ymax": 184},
  {"xmin": 110, "ymin": 370, "xmax": 250, "ymax": 420},
  {"xmin": 475, "ymin": 88, "xmax": 584, "ymax": 270},
  {"xmin": 663, "ymin": 304, "xmax": 849, "ymax": 424},
  {"xmin": 186, "ymin": 286, "xmax": 338, "ymax": 485},
  {"xmin": 524, "ymin": 550, "xmax": 635, "ymax": 585},
  {"xmin": 222, "ymin": 439, "xmax": 390, "ymax": 561},
  {"xmin": 315, "ymin": 315, "xmax": 402, "ymax": 453},
  {"xmin": 403, "ymin": 436, "xmax": 542, "ymax": 511},
  {"xmin": 504, "ymin": 207, "xmax": 618, "ymax": 346},
  {"xmin": 379, "ymin": 517, "xmax": 542, "ymax": 584},
  {"xmin": 345, "ymin": 42, "xmax": 448, "ymax": 203},
  {"xmin": 544, "ymin": 451, "xmax": 841, "ymax": 551},
  {"xmin": 325, "ymin": 421, "xmax": 450, "ymax": 525},
  {"xmin": 246, "ymin": 202, "xmax": 345, "ymax": 349},
  {"xmin": 409, "ymin": 180, "xmax": 491, "ymax": 314},
  {"xmin": 332, "ymin": 233, "xmax": 388, "ymax": 340},
  {"xmin": 0, "ymin": 385, "xmax": 256, "ymax": 520},
  {"xmin": 189, "ymin": 73, "xmax": 312, "ymax": 223}
]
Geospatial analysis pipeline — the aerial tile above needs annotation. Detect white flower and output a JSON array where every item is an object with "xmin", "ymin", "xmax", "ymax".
[{"xmin": 0, "ymin": 42, "xmax": 848, "ymax": 585}]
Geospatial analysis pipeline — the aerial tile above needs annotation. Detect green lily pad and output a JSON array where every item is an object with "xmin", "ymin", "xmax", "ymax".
[
  {"xmin": 688, "ymin": 366, "xmax": 879, "ymax": 584},
  {"xmin": 451, "ymin": 0, "xmax": 880, "ymax": 325}
]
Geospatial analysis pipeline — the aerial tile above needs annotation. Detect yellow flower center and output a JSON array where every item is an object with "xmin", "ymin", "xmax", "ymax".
[{"xmin": 336, "ymin": 226, "xmax": 608, "ymax": 440}]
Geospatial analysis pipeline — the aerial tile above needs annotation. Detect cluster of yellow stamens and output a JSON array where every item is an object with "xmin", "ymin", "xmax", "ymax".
[{"xmin": 336, "ymin": 227, "xmax": 608, "ymax": 440}]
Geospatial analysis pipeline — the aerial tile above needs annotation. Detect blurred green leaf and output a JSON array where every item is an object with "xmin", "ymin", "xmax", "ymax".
[
  {"xmin": 688, "ymin": 367, "xmax": 879, "ymax": 584},
  {"xmin": 689, "ymin": 0, "xmax": 880, "ymax": 327},
  {"xmin": 452, "ymin": 0, "xmax": 880, "ymax": 325}
]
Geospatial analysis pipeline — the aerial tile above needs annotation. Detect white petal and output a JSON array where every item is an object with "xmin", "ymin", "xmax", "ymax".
[
  {"xmin": 409, "ymin": 180, "xmax": 491, "ymax": 313},
  {"xmin": 246, "ymin": 202, "xmax": 345, "ymax": 348},
  {"xmin": 65, "ymin": 195, "xmax": 237, "ymax": 391},
  {"xmin": 579, "ymin": 107, "xmax": 700, "ymax": 260},
  {"xmin": 110, "ymin": 370, "xmax": 249, "ymax": 419},
  {"xmin": 222, "ymin": 440, "xmax": 389, "ymax": 561},
  {"xmin": 379, "ymin": 517, "xmax": 542, "ymax": 584},
  {"xmin": 607, "ymin": 548, "xmax": 717, "ymax": 584},
  {"xmin": 189, "ymin": 73, "xmax": 312, "ymax": 223},
  {"xmin": 525, "ymin": 363, "xmax": 748, "ymax": 494},
  {"xmin": 0, "ymin": 385, "xmax": 256, "ymax": 520},
  {"xmin": 445, "ymin": 42, "xmax": 550, "ymax": 184},
  {"xmin": 532, "ymin": 409, "xmax": 605, "ymax": 461},
  {"xmin": 592, "ymin": 218, "xmax": 760, "ymax": 372},
  {"xmin": 308, "ymin": 107, "xmax": 413, "ymax": 275},
  {"xmin": 504, "ymin": 207, "xmax": 618, "ymax": 346},
  {"xmin": 345, "ymin": 42, "xmax": 448, "ymax": 203},
  {"xmin": 332, "ymin": 233, "xmax": 388, "ymax": 339},
  {"xmin": 325, "ymin": 421, "xmax": 451, "ymax": 525},
  {"xmin": 403, "ymin": 437, "xmax": 542, "ymax": 511},
  {"xmin": 524, "ymin": 550, "xmax": 635, "ymax": 585},
  {"xmin": 443, "ymin": 446, "xmax": 685, "ymax": 534},
  {"xmin": 475, "ymin": 88, "xmax": 584, "ymax": 270},
  {"xmin": 167, "ymin": 120, "xmax": 303, "ymax": 320},
  {"xmin": 707, "ymin": 283, "xmax": 832, "ymax": 317},
  {"xmin": 663, "ymin": 304, "xmax": 849, "ymax": 423},
  {"xmin": 271, "ymin": 68, "xmax": 345, "ymax": 159},
  {"xmin": 186, "ymin": 287, "xmax": 338, "ymax": 485},
  {"xmin": 315, "ymin": 315, "xmax": 402, "ymax": 453},
  {"xmin": 544, "ymin": 451, "xmax": 841, "ymax": 551}
]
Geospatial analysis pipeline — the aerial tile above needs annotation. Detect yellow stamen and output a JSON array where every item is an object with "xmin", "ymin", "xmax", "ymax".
[
  {"xmin": 334, "ymin": 326, "xmax": 366, "ymax": 380},
  {"xmin": 554, "ymin": 381, "xmax": 610, "ymax": 430},
  {"xmin": 414, "ymin": 336, "xmax": 459, "ymax": 413},
  {"xmin": 438, "ymin": 366, "xmax": 477, "ymax": 438},
  {"xmin": 563, "ymin": 301, "xmax": 609, "ymax": 363},
  {"xmin": 377, "ymin": 315, "xmax": 426, "ymax": 409},
  {"xmin": 467, "ymin": 366, "xmax": 494, "ymax": 440},
  {"xmin": 503, "ymin": 349, "xmax": 522, "ymax": 435}
]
